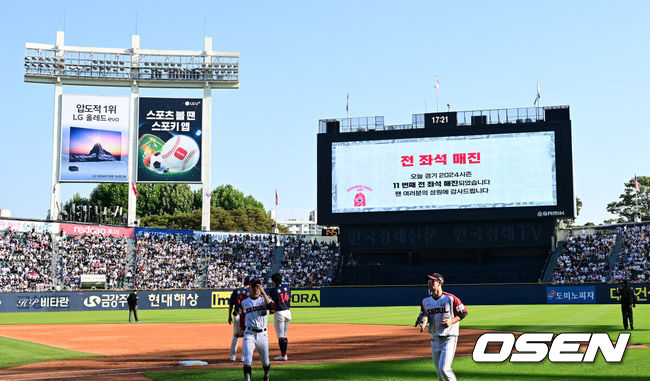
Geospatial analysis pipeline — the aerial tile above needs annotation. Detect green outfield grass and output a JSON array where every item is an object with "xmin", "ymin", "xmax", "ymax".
[
  {"xmin": 1, "ymin": 304, "xmax": 648, "ymax": 380},
  {"xmin": 0, "ymin": 336, "xmax": 97, "ymax": 369},
  {"xmin": 145, "ymin": 349, "xmax": 650, "ymax": 381},
  {"xmin": 1, "ymin": 305, "xmax": 647, "ymax": 343}
]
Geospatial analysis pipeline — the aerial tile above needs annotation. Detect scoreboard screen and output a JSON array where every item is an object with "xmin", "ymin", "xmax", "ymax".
[{"xmin": 317, "ymin": 112, "xmax": 574, "ymax": 225}]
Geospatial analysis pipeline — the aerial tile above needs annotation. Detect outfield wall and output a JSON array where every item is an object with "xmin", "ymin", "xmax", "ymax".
[{"xmin": 0, "ymin": 283, "xmax": 647, "ymax": 312}]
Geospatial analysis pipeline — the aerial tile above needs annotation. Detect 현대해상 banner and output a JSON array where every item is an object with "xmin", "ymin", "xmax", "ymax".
[
  {"xmin": 137, "ymin": 98, "xmax": 202, "ymax": 183},
  {"xmin": 59, "ymin": 94, "xmax": 130, "ymax": 182}
]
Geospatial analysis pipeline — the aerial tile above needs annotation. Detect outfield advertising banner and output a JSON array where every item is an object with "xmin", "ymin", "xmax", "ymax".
[
  {"xmin": 211, "ymin": 291, "xmax": 232, "ymax": 309},
  {"xmin": 609, "ymin": 284, "xmax": 649, "ymax": 303},
  {"xmin": 137, "ymin": 98, "xmax": 202, "ymax": 183},
  {"xmin": 0, "ymin": 219, "xmax": 58, "ymax": 234},
  {"xmin": 195, "ymin": 231, "xmax": 271, "ymax": 241},
  {"xmin": 59, "ymin": 94, "xmax": 130, "ymax": 183},
  {"xmin": 0, "ymin": 284, "xmax": 648, "ymax": 312},
  {"xmin": 290, "ymin": 290, "xmax": 321, "ymax": 306},
  {"xmin": 135, "ymin": 227, "xmax": 194, "ymax": 237},
  {"xmin": 60, "ymin": 223, "xmax": 134, "ymax": 238},
  {"xmin": 546, "ymin": 286, "xmax": 596, "ymax": 304}
]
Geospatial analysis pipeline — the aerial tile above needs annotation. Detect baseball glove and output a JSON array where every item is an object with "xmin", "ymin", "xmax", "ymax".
[{"xmin": 414, "ymin": 312, "xmax": 424, "ymax": 327}]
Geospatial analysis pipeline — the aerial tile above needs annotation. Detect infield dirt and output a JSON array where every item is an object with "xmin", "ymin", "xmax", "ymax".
[{"xmin": 0, "ymin": 323, "xmax": 490, "ymax": 380}]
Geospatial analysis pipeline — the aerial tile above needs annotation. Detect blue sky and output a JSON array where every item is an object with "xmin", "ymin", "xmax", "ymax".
[{"xmin": 1, "ymin": 1, "xmax": 648, "ymax": 225}]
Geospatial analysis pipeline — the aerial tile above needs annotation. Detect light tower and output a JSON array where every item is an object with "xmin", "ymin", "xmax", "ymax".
[{"xmin": 25, "ymin": 31, "xmax": 239, "ymax": 230}]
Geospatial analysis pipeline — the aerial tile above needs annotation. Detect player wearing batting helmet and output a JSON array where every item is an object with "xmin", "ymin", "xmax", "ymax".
[{"xmin": 416, "ymin": 273, "xmax": 467, "ymax": 381}]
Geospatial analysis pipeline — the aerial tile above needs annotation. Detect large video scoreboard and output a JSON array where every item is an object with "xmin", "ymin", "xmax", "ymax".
[{"xmin": 317, "ymin": 108, "xmax": 575, "ymax": 225}]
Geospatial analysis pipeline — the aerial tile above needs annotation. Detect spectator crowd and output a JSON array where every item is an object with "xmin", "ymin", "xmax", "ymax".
[
  {"xmin": 136, "ymin": 231, "xmax": 202, "ymax": 289},
  {"xmin": 551, "ymin": 233, "xmax": 615, "ymax": 284},
  {"xmin": 611, "ymin": 226, "xmax": 650, "ymax": 283},
  {"xmin": 4, "ymin": 221, "xmax": 650, "ymax": 291},
  {"xmin": 279, "ymin": 236, "xmax": 339, "ymax": 287},
  {"xmin": 206, "ymin": 234, "xmax": 276, "ymax": 288},
  {"xmin": 58, "ymin": 233, "xmax": 129, "ymax": 290},
  {"xmin": 0, "ymin": 229, "xmax": 53, "ymax": 292}
]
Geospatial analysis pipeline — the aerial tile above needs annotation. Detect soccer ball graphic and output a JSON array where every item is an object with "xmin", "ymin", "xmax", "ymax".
[
  {"xmin": 148, "ymin": 152, "xmax": 169, "ymax": 174},
  {"xmin": 160, "ymin": 135, "xmax": 200, "ymax": 172}
]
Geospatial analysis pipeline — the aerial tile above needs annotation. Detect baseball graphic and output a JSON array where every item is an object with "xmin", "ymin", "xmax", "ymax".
[{"xmin": 160, "ymin": 135, "xmax": 200, "ymax": 172}]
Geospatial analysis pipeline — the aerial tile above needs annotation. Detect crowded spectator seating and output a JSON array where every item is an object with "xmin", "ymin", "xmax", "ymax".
[
  {"xmin": 279, "ymin": 236, "xmax": 339, "ymax": 287},
  {"xmin": 551, "ymin": 233, "xmax": 615, "ymax": 284},
  {"xmin": 136, "ymin": 232, "xmax": 202, "ymax": 289},
  {"xmin": 59, "ymin": 233, "xmax": 129, "ymax": 290},
  {"xmin": 206, "ymin": 234, "xmax": 275, "ymax": 288},
  {"xmin": 0, "ymin": 227, "xmax": 339, "ymax": 291},
  {"xmin": 611, "ymin": 226, "xmax": 650, "ymax": 283},
  {"xmin": 0, "ymin": 229, "xmax": 53, "ymax": 292}
]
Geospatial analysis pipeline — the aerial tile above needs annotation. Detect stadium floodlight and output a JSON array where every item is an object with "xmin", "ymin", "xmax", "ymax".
[
  {"xmin": 25, "ymin": 31, "xmax": 239, "ymax": 231},
  {"xmin": 25, "ymin": 34, "xmax": 239, "ymax": 89}
]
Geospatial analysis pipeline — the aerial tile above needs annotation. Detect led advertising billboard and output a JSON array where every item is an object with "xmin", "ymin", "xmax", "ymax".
[
  {"xmin": 59, "ymin": 95, "xmax": 130, "ymax": 182},
  {"xmin": 137, "ymin": 97, "xmax": 202, "ymax": 183}
]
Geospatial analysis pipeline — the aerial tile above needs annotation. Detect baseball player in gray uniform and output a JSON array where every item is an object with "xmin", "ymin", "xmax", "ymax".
[
  {"xmin": 241, "ymin": 276, "xmax": 275, "ymax": 381},
  {"xmin": 416, "ymin": 272, "xmax": 468, "ymax": 381}
]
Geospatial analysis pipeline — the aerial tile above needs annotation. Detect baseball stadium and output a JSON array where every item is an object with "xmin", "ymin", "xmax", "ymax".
[{"xmin": 3, "ymin": 3, "xmax": 650, "ymax": 381}]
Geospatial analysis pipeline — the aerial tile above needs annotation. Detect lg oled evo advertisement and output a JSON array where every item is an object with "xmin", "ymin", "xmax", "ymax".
[
  {"xmin": 59, "ymin": 94, "xmax": 130, "ymax": 182},
  {"xmin": 137, "ymin": 97, "xmax": 202, "ymax": 183}
]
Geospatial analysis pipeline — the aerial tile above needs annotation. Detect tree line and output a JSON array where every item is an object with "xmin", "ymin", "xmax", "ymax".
[
  {"xmin": 62, "ymin": 184, "xmax": 287, "ymax": 233},
  {"xmin": 562, "ymin": 176, "xmax": 648, "ymax": 227}
]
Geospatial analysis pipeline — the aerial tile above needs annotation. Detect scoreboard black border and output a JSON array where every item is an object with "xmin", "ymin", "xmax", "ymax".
[{"xmin": 317, "ymin": 116, "xmax": 575, "ymax": 226}]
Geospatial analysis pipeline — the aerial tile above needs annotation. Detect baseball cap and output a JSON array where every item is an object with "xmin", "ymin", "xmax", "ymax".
[
  {"xmin": 243, "ymin": 275, "xmax": 254, "ymax": 286},
  {"xmin": 426, "ymin": 273, "xmax": 444, "ymax": 283},
  {"xmin": 249, "ymin": 276, "xmax": 262, "ymax": 286}
]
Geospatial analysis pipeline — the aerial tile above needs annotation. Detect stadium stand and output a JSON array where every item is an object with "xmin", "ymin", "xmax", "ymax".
[
  {"xmin": 611, "ymin": 226, "xmax": 650, "ymax": 282},
  {"xmin": 135, "ymin": 231, "xmax": 202, "ymax": 289},
  {"xmin": 551, "ymin": 233, "xmax": 615, "ymax": 284},
  {"xmin": 279, "ymin": 236, "xmax": 339, "ymax": 287},
  {"xmin": 58, "ymin": 233, "xmax": 128, "ymax": 290},
  {"xmin": 4, "ymin": 218, "xmax": 647, "ymax": 291},
  {"xmin": 0, "ymin": 229, "xmax": 53, "ymax": 292},
  {"xmin": 205, "ymin": 234, "xmax": 276, "ymax": 288}
]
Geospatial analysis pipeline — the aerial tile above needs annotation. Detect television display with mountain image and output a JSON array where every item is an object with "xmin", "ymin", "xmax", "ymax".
[
  {"xmin": 60, "ymin": 125, "xmax": 128, "ymax": 183},
  {"xmin": 69, "ymin": 127, "xmax": 121, "ymax": 162},
  {"xmin": 59, "ymin": 94, "xmax": 130, "ymax": 183}
]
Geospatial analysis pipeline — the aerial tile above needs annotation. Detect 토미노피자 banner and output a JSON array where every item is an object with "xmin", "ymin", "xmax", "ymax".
[
  {"xmin": 60, "ymin": 95, "xmax": 130, "ymax": 182},
  {"xmin": 137, "ymin": 98, "xmax": 202, "ymax": 183}
]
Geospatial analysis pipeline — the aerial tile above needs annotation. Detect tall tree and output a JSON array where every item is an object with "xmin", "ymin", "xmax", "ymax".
[
  {"xmin": 139, "ymin": 206, "xmax": 284, "ymax": 232},
  {"xmin": 135, "ymin": 184, "xmax": 195, "ymax": 216},
  {"xmin": 89, "ymin": 184, "xmax": 128, "ymax": 209},
  {"xmin": 606, "ymin": 176, "xmax": 649, "ymax": 222},
  {"xmin": 211, "ymin": 184, "xmax": 265, "ymax": 211}
]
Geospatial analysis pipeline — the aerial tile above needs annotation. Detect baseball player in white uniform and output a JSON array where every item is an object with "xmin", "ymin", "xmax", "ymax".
[
  {"xmin": 416, "ymin": 272, "xmax": 468, "ymax": 381},
  {"xmin": 241, "ymin": 276, "xmax": 275, "ymax": 381}
]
